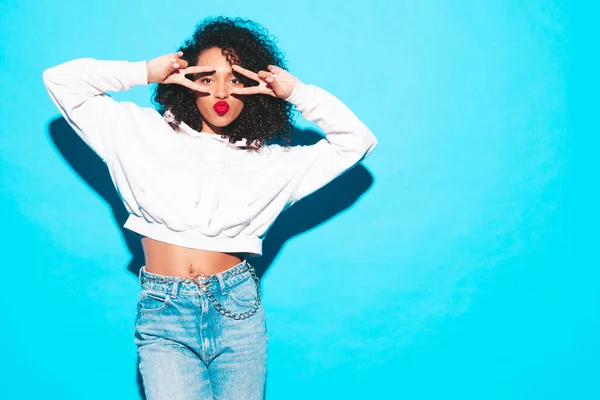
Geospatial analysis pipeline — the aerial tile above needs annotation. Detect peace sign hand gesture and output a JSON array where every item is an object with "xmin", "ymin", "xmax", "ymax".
[
  {"xmin": 146, "ymin": 51, "xmax": 214, "ymax": 93},
  {"xmin": 231, "ymin": 64, "xmax": 298, "ymax": 100}
]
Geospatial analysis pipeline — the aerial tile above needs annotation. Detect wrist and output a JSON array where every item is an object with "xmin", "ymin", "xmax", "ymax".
[{"xmin": 146, "ymin": 61, "xmax": 155, "ymax": 84}]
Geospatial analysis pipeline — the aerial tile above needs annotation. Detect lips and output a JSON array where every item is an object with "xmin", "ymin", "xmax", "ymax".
[{"xmin": 213, "ymin": 101, "xmax": 230, "ymax": 115}]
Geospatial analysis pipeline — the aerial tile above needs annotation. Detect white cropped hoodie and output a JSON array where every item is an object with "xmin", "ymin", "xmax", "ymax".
[{"xmin": 42, "ymin": 58, "xmax": 377, "ymax": 257}]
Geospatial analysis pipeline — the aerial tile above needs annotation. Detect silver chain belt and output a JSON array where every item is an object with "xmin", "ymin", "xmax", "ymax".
[{"xmin": 181, "ymin": 265, "xmax": 262, "ymax": 320}]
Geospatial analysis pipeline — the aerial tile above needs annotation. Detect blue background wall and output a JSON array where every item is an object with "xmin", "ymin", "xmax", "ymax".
[{"xmin": 1, "ymin": 0, "xmax": 597, "ymax": 398}]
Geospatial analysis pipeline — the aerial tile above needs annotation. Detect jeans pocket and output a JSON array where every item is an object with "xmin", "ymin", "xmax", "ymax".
[
  {"xmin": 138, "ymin": 288, "xmax": 171, "ymax": 314},
  {"xmin": 228, "ymin": 276, "xmax": 259, "ymax": 307}
]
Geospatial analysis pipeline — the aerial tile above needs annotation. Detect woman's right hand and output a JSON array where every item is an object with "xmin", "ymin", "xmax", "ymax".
[{"xmin": 146, "ymin": 51, "xmax": 214, "ymax": 92}]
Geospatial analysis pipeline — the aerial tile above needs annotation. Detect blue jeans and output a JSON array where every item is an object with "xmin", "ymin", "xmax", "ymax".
[{"xmin": 134, "ymin": 259, "xmax": 268, "ymax": 399}]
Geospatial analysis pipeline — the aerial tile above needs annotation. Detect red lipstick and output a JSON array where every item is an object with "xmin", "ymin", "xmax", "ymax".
[{"xmin": 213, "ymin": 101, "xmax": 229, "ymax": 115}]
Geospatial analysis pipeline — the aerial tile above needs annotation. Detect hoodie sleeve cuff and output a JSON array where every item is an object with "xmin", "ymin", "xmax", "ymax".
[
  {"xmin": 125, "ymin": 60, "xmax": 149, "ymax": 87},
  {"xmin": 284, "ymin": 79, "xmax": 306, "ymax": 105}
]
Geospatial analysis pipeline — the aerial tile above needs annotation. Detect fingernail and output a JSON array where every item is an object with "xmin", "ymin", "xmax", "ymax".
[{"xmin": 266, "ymin": 77, "xmax": 273, "ymax": 83}]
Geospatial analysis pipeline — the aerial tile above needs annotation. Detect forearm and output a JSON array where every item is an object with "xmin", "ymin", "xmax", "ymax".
[
  {"xmin": 284, "ymin": 81, "xmax": 377, "ymax": 203},
  {"xmin": 286, "ymin": 80, "xmax": 378, "ymax": 165},
  {"xmin": 42, "ymin": 58, "xmax": 148, "ymax": 110},
  {"xmin": 42, "ymin": 58, "xmax": 148, "ymax": 161}
]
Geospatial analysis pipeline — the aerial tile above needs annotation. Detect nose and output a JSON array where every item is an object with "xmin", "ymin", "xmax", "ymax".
[{"xmin": 214, "ymin": 81, "xmax": 229, "ymax": 100}]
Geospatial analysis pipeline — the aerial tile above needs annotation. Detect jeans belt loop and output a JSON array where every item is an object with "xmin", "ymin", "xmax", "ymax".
[
  {"xmin": 170, "ymin": 279, "xmax": 180, "ymax": 298},
  {"xmin": 216, "ymin": 273, "xmax": 227, "ymax": 295}
]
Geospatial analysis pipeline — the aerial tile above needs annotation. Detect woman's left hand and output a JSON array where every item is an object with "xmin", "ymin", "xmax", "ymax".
[{"xmin": 231, "ymin": 64, "xmax": 297, "ymax": 100}]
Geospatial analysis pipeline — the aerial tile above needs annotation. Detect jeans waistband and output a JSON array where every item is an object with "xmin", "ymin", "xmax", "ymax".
[{"xmin": 138, "ymin": 259, "xmax": 255, "ymax": 297}]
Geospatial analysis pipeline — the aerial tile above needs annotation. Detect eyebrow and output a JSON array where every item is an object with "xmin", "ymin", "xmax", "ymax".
[
  {"xmin": 193, "ymin": 71, "xmax": 215, "ymax": 79},
  {"xmin": 192, "ymin": 70, "xmax": 243, "ymax": 81}
]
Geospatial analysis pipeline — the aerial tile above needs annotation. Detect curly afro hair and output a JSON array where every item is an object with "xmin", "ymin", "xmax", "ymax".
[{"xmin": 152, "ymin": 17, "xmax": 296, "ymax": 151}]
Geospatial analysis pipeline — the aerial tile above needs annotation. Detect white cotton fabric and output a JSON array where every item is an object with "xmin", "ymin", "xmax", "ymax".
[{"xmin": 43, "ymin": 58, "xmax": 377, "ymax": 256}]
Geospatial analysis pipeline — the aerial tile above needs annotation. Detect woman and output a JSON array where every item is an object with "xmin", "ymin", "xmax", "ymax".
[{"xmin": 43, "ymin": 17, "xmax": 377, "ymax": 400}]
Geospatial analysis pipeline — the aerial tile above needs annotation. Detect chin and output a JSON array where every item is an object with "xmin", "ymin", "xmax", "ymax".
[{"xmin": 207, "ymin": 116, "xmax": 236, "ymax": 128}]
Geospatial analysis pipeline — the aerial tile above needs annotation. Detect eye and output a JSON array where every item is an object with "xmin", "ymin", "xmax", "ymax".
[
  {"xmin": 231, "ymin": 78, "xmax": 241, "ymax": 84},
  {"xmin": 200, "ymin": 78, "xmax": 212, "ymax": 84}
]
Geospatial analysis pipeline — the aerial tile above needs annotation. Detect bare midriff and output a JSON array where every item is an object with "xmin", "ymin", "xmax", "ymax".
[{"xmin": 141, "ymin": 237, "xmax": 246, "ymax": 278}]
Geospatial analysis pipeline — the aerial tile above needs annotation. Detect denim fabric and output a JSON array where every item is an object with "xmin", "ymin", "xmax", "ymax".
[{"xmin": 133, "ymin": 260, "xmax": 268, "ymax": 400}]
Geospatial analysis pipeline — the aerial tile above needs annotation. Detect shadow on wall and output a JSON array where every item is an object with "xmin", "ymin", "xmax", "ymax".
[{"xmin": 47, "ymin": 116, "xmax": 375, "ymax": 279}]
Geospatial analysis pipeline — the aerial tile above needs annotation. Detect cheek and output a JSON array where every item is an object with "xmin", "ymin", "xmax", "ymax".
[
  {"xmin": 229, "ymin": 98, "xmax": 245, "ymax": 118},
  {"xmin": 195, "ymin": 95, "xmax": 211, "ymax": 109}
]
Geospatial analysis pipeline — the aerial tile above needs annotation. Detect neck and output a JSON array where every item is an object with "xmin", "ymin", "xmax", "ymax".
[{"xmin": 201, "ymin": 120, "xmax": 223, "ymax": 135}]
